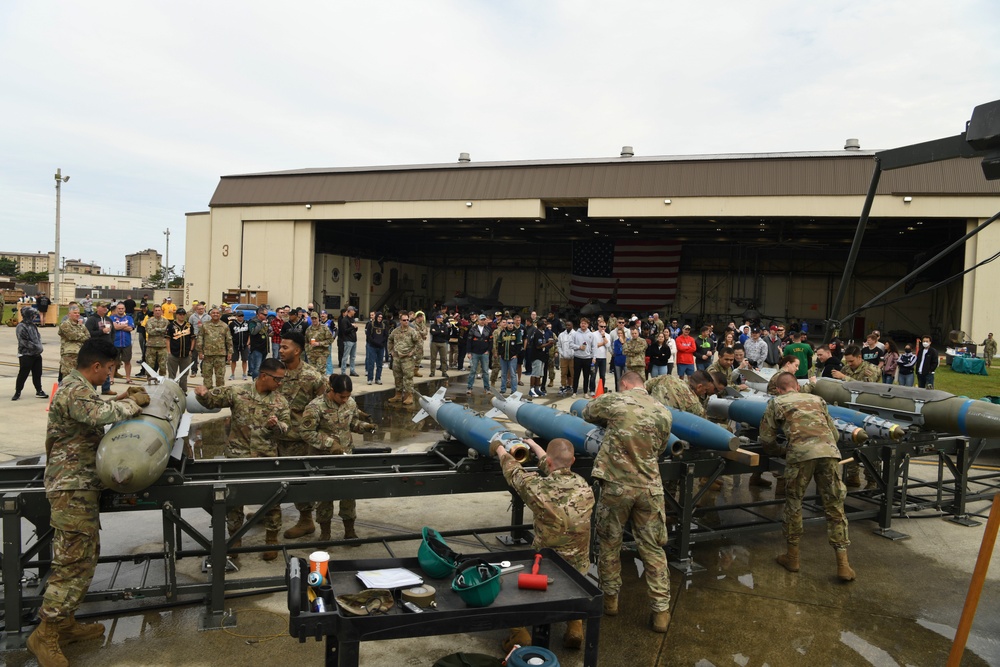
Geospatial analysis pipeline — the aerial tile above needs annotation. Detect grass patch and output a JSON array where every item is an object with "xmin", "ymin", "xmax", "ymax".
[{"xmin": 932, "ymin": 364, "xmax": 1000, "ymax": 400}]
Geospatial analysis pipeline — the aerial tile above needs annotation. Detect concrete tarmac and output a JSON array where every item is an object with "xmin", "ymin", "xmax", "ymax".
[{"xmin": 2, "ymin": 323, "xmax": 1000, "ymax": 666}]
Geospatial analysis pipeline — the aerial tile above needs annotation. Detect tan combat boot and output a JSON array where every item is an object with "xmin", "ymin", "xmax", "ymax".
[
  {"xmin": 836, "ymin": 549, "xmax": 856, "ymax": 581},
  {"xmin": 387, "ymin": 391, "xmax": 403, "ymax": 403},
  {"xmin": 262, "ymin": 530, "xmax": 280, "ymax": 561},
  {"xmin": 402, "ymin": 392, "xmax": 414, "ymax": 405},
  {"xmin": 342, "ymin": 519, "xmax": 359, "ymax": 541},
  {"xmin": 318, "ymin": 522, "xmax": 331, "ymax": 541},
  {"xmin": 777, "ymin": 543, "xmax": 800, "ymax": 572},
  {"xmin": 844, "ymin": 467, "xmax": 862, "ymax": 487},
  {"xmin": 283, "ymin": 511, "xmax": 315, "ymax": 539},
  {"xmin": 603, "ymin": 593, "xmax": 618, "ymax": 616},
  {"xmin": 563, "ymin": 619, "xmax": 583, "ymax": 649},
  {"xmin": 27, "ymin": 618, "xmax": 69, "ymax": 667},
  {"xmin": 414, "ymin": 369, "xmax": 423, "ymax": 377},
  {"xmin": 651, "ymin": 610, "xmax": 671, "ymax": 633},
  {"xmin": 502, "ymin": 627, "xmax": 532, "ymax": 653},
  {"xmin": 59, "ymin": 614, "xmax": 106, "ymax": 644}
]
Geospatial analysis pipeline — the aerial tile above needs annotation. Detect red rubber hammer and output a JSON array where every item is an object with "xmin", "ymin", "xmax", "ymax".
[{"xmin": 518, "ymin": 553, "xmax": 547, "ymax": 591}]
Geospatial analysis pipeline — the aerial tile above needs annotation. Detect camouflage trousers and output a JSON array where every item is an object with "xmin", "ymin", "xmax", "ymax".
[
  {"xmin": 145, "ymin": 346, "xmax": 168, "ymax": 375},
  {"xmin": 595, "ymin": 480, "xmax": 671, "ymax": 611},
  {"xmin": 60, "ymin": 353, "xmax": 78, "ymax": 378},
  {"xmin": 201, "ymin": 355, "xmax": 227, "ymax": 389},
  {"xmin": 278, "ymin": 439, "xmax": 312, "ymax": 513},
  {"xmin": 40, "ymin": 490, "xmax": 101, "ymax": 621},
  {"xmin": 844, "ymin": 461, "xmax": 875, "ymax": 485},
  {"xmin": 307, "ymin": 348, "xmax": 331, "ymax": 371},
  {"xmin": 783, "ymin": 457, "xmax": 850, "ymax": 549},
  {"xmin": 229, "ymin": 505, "xmax": 281, "ymax": 533},
  {"xmin": 316, "ymin": 499, "xmax": 356, "ymax": 523},
  {"xmin": 393, "ymin": 356, "xmax": 416, "ymax": 394}
]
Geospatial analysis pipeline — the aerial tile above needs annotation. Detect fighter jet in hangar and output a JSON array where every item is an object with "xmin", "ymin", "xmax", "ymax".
[{"xmin": 443, "ymin": 277, "xmax": 520, "ymax": 313}]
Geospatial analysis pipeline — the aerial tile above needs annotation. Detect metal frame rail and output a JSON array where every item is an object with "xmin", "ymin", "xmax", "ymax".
[{"xmin": 3, "ymin": 433, "xmax": 999, "ymax": 646}]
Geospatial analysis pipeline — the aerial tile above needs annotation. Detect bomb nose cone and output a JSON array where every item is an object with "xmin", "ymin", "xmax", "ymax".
[
  {"xmin": 888, "ymin": 425, "xmax": 905, "ymax": 441},
  {"xmin": 112, "ymin": 466, "xmax": 134, "ymax": 487}
]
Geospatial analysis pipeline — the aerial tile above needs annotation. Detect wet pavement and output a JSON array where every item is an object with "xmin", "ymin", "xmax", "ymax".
[{"xmin": 2, "ymin": 327, "xmax": 1000, "ymax": 665}]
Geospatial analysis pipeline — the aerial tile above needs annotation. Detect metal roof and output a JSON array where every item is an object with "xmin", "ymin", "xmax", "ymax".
[{"xmin": 209, "ymin": 151, "xmax": 1000, "ymax": 207}]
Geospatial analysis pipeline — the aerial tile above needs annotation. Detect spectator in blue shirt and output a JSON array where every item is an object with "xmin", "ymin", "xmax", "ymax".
[{"xmin": 111, "ymin": 302, "xmax": 136, "ymax": 383}]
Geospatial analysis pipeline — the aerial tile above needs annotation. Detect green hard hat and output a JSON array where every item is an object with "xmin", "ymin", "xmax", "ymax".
[
  {"xmin": 451, "ymin": 559, "xmax": 501, "ymax": 607},
  {"xmin": 418, "ymin": 526, "xmax": 462, "ymax": 579}
]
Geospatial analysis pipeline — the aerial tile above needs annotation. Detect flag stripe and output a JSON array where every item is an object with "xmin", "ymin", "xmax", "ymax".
[{"xmin": 568, "ymin": 240, "xmax": 682, "ymax": 310}]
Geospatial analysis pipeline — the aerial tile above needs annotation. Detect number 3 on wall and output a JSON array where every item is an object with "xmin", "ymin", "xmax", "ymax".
[{"xmin": 222, "ymin": 244, "xmax": 229, "ymax": 257}]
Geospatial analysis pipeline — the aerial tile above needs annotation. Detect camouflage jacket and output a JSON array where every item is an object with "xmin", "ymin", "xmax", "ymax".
[
  {"xmin": 305, "ymin": 323, "xmax": 334, "ymax": 363},
  {"xmin": 413, "ymin": 320, "xmax": 428, "ymax": 340},
  {"xmin": 623, "ymin": 336, "xmax": 647, "ymax": 367},
  {"xmin": 196, "ymin": 383, "xmax": 289, "ymax": 457},
  {"xmin": 44, "ymin": 370, "xmax": 143, "ymax": 491},
  {"xmin": 644, "ymin": 375, "xmax": 706, "ymax": 417},
  {"xmin": 582, "ymin": 387, "xmax": 673, "ymax": 488},
  {"xmin": 198, "ymin": 321, "xmax": 233, "ymax": 357},
  {"xmin": 766, "ymin": 374, "xmax": 815, "ymax": 395},
  {"xmin": 274, "ymin": 362, "xmax": 327, "ymax": 442},
  {"xmin": 145, "ymin": 316, "xmax": 170, "ymax": 348},
  {"xmin": 388, "ymin": 326, "xmax": 422, "ymax": 358},
  {"xmin": 58, "ymin": 319, "xmax": 91, "ymax": 357},
  {"xmin": 758, "ymin": 392, "xmax": 841, "ymax": 464},
  {"xmin": 842, "ymin": 360, "xmax": 880, "ymax": 382},
  {"xmin": 501, "ymin": 454, "xmax": 594, "ymax": 574},
  {"xmin": 707, "ymin": 361, "xmax": 737, "ymax": 387},
  {"xmin": 300, "ymin": 394, "xmax": 375, "ymax": 455}
]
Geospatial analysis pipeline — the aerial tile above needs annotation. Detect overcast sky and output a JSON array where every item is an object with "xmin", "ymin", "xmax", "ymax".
[{"xmin": 1, "ymin": 0, "xmax": 997, "ymax": 275}]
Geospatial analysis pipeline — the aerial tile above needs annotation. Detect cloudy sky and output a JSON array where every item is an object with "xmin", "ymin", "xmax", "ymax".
[{"xmin": 1, "ymin": 1, "xmax": 997, "ymax": 275}]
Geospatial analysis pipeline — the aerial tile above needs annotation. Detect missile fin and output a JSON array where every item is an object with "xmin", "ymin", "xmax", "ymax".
[
  {"xmin": 484, "ymin": 408, "xmax": 504, "ymax": 419},
  {"xmin": 511, "ymin": 392, "xmax": 523, "ymax": 401},
  {"xmin": 412, "ymin": 409, "xmax": 429, "ymax": 423},
  {"xmin": 432, "ymin": 387, "xmax": 447, "ymax": 400}
]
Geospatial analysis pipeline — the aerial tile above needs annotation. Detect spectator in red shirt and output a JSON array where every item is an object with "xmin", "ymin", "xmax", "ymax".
[
  {"xmin": 675, "ymin": 324, "xmax": 697, "ymax": 377},
  {"xmin": 270, "ymin": 306, "xmax": 288, "ymax": 359}
]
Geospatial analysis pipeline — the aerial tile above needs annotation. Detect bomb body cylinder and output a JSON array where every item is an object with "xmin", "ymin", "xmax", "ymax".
[
  {"xmin": 96, "ymin": 379, "xmax": 187, "ymax": 493},
  {"xmin": 811, "ymin": 379, "xmax": 1000, "ymax": 438},
  {"xmin": 415, "ymin": 392, "xmax": 529, "ymax": 461},
  {"xmin": 491, "ymin": 395, "xmax": 605, "ymax": 455},
  {"xmin": 568, "ymin": 399, "xmax": 684, "ymax": 456}
]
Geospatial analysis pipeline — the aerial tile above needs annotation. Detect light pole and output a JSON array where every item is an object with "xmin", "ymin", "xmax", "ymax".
[
  {"xmin": 54, "ymin": 168, "xmax": 70, "ymax": 304},
  {"xmin": 163, "ymin": 228, "xmax": 170, "ymax": 287}
]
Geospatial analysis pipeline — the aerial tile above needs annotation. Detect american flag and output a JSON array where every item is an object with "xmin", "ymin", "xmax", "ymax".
[{"xmin": 568, "ymin": 240, "xmax": 681, "ymax": 310}]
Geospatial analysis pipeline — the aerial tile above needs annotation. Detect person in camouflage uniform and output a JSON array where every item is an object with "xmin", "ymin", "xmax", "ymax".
[
  {"xmin": 707, "ymin": 347, "xmax": 748, "ymax": 389},
  {"xmin": 58, "ymin": 304, "xmax": 91, "ymax": 382},
  {"xmin": 490, "ymin": 319, "xmax": 504, "ymax": 387},
  {"xmin": 300, "ymin": 374, "xmax": 377, "ymax": 541},
  {"xmin": 305, "ymin": 312, "xmax": 335, "ymax": 370},
  {"xmin": 831, "ymin": 345, "xmax": 879, "ymax": 488},
  {"xmin": 983, "ymin": 333, "xmax": 997, "ymax": 368},
  {"xmin": 411, "ymin": 310, "xmax": 428, "ymax": 377},
  {"xmin": 758, "ymin": 372, "xmax": 856, "ymax": 582},
  {"xmin": 582, "ymin": 371, "xmax": 675, "ymax": 634},
  {"xmin": 28, "ymin": 339, "xmax": 150, "ymax": 666},
  {"xmin": 494, "ymin": 437, "xmax": 594, "ymax": 651},
  {"xmin": 387, "ymin": 313, "xmax": 422, "ymax": 405},
  {"xmin": 195, "ymin": 358, "xmax": 290, "ymax": 560},
  {"xmin": 644, "ymin": 371, "xmax": 721, "ymax": 417},
  {"xmin": 143, "ymin": 304, "xmax": 170, "ymax": 376},
  {"xmin": 197, "ymin": 307, "xmax": 234, "ymax": 390},
  {"xmin": 623, "ymin": 326, "xmax": 648, "ymax": 376},
  {"xmin": 275, "ymin": 331, "xmax": 328, "ymax": 539}
]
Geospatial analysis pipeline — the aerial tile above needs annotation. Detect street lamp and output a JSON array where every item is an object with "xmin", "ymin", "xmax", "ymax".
[
  {"xmin": 54, "ymin": 169, "xmax": 70, "ymax": 305},
  {"xmin": 163, "ymin": 228, "xmax": 170, "ymax": 287}
]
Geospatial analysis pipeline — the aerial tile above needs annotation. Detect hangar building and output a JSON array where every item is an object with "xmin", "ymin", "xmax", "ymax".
[{"xmin": 185, "ymin": 147, "xmax": 1000, "ymax": 340}]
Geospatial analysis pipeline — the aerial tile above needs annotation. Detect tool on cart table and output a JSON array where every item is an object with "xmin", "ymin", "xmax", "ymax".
[{"xmin": 518, "ymin": 553, "xmax": 548, "ymax": 591}]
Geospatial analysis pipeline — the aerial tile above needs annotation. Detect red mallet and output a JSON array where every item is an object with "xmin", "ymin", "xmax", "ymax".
[{"xmin": 518, "ymin": 553, "xmax": 548, "ymax": 591}]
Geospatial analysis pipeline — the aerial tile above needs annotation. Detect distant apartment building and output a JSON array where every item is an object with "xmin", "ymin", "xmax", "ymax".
[
  {"xmin": 0, "ymin": 251, "xmax": 55, "ymax": 274},
  {"xmin": 64, "ymin": 259, "xmax": 101, "ymax": 275},
  {"xmin": 125, "ymin": 248, "xmax": 162, "ymax": 279}
]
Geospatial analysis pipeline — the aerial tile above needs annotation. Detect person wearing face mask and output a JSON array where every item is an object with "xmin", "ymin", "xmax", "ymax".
[
  {"xmin": 896, "ymin": 344, "xmax": 917, "ymax": 386},
  {"xmin": 915, "ymin": 336, "xmax": 939, "ymax": 389}
]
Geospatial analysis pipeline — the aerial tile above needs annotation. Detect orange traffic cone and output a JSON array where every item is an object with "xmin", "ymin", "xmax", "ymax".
[
  {"xmin": 45, "ymin": 382, "xmax": 59, "ymax": 412},
  {"xmin": 594, "ymin": 378, "xmax": 605, "ymax": 397}
]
